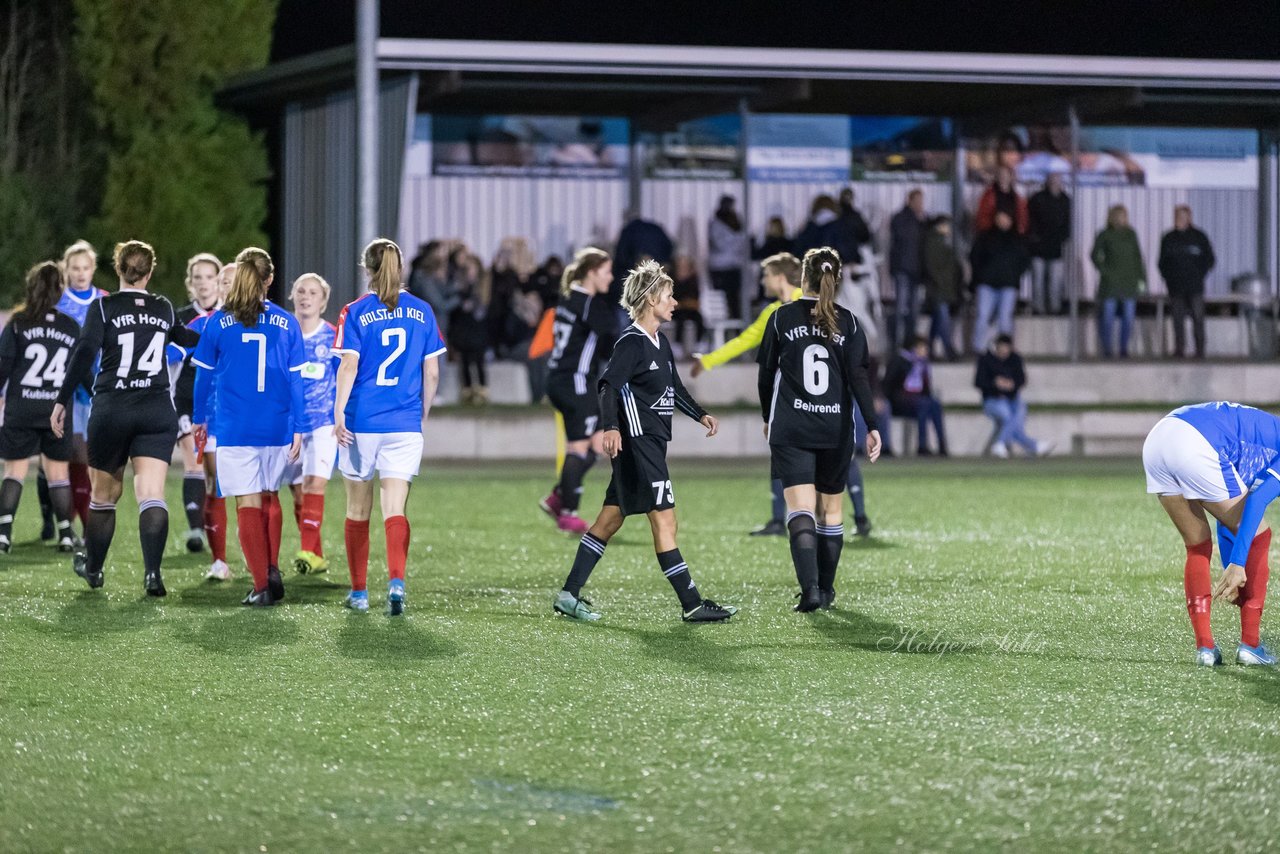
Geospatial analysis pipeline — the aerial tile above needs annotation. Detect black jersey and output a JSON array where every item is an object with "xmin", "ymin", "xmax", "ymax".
[
  {"xmin": 757, "ymin": 297, "xmax": 879, "ymax": 449},
  {"xmin": 598, "ymin": 324, "xmax": 706, "ymax": 442},
  {"xmin": 172, "ymin": 301, "xmax": 208, "ymax": 406},
  {"xmin": 0, "ymin": 310, "xmax": 80, "ymax": 427},
  {"xmin": 547, "ymin": 287, "xmax": 619, "ymax": 390},
  {"xmin": 59, "ymin": 289, "xmax": 198, "ymax": 406}
]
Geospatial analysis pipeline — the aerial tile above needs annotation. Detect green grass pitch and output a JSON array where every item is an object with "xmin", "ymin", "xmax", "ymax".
[{"xmin": 1, "ymin": 458, "xmax": 1278, "ymax": 852}]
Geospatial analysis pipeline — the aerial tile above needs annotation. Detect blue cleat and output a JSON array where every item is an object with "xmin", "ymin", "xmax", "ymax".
[
  {"xmin": 388, "ymin": 580, "xmax": 405, "ymax": 616},
  {"xmin": 1195, "ymin": 646, "xmax": 1222, "ymax": 667},
  {"xmin": 1236, "ymin": 642, "xmax": 1277, "ymax": 666},
  {"xmin": 344, "ymin": 590, "xmax": 369, "ymax": 612}
]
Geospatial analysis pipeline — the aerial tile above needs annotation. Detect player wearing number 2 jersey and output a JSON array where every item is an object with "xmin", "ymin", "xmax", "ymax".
[
  {"xmin": 54, "ymin": 241, "xmax": 200, "ymax": 597},
  {"xmin": 333, "ymin": 238, "xmax": 446, "ymax": 615},
  {"xmin": 757, "ymin": 247, "xmax": 881, "ymax": 613}
]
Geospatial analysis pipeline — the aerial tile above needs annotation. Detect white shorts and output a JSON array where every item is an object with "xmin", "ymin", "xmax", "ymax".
[
  {"xmin": 205, "ymin": 434, "xmax": 218, "ymax": 453},
  {"xmin": 1143, "ymin": 416, "xmax": 1245, "ymax": 502},
  {"xmin": 216, "ymin": 445, "xmax": 290, "ymax": 497},
  {"xmin": 282, "ymin": 425, "xmax": 338, "ymax": 485},
  {"xmin": 338, "ymin": 431, "xmax": 423, "ymax": 482},
  {"xmin": 72, "ymin": 399, "xmax": 92, "ymax": 437}
]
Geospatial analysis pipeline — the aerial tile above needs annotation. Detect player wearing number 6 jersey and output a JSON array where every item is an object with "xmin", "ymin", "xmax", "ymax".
[
  {"xmin": 553, "ymin": 260, "xmax": 737, "ymax": 623},
  {"xmin": 54, "ymin": 241, "xmax": 200, "ymax": 597},
  {"xmin": 757, "ymin": 247, "xmax": 882, "ymax": 613},
  {"xmin": 333, "ymin": 238, "xmax": 446, "ymax": 615},
  {"xmin": 191, "ymin": 248, "xmax": 306, "ymax": 607},
  {"xmin": 0, "ymin": 262, "xmax": 81, "ymax": 554}
]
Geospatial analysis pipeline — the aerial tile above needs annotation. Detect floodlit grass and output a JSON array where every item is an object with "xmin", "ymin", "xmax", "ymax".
[{"xmin": 2, "ymin": 458, "xmax": 1278, "ymax": 852}]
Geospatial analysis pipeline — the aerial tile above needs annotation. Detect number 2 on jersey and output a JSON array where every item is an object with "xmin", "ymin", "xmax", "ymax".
[
  {"xmin": 20, "ymin": 343, "xmax": 67, "ymax": 388},
  {"xmin": 376, "ymin": 328, "xmax": 406, "ymax": 386},
  {"xmin": 803, "ymin": 344, "xmax": 830, "ymax": 395}
]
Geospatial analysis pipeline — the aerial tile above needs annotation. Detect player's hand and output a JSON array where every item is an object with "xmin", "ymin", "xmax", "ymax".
[
  {"xmin": 288, "ymin": 432, "xmax": 303, "ymax": 462},
  {"xmin": 602, "ymin": 429, "xmax": 622, "ymax": 459},
  {"xmin": 1214, "ymin": 563, "xmax": 1247, "ymax": 604},
  {"xmin": 690, "ymin": 358, "xmax": 706, "ymax": 378},
  {"xmin": 50, "ymin": 403, "xmax": 66, "ymax": 439},
  {"xmin": 762, "ymin": 422, "xmax": 769, "ymax": 439},
  {"xmin": 701, "ymin": 414, "xmax": 719, "ymax": 437},
  {"xmin": 334, "ymin": 418, "xmax": 354, "ymax": 448},
  {"xmin": 865, "ymin": 429, "xmax": 882, "ymax": 463}
]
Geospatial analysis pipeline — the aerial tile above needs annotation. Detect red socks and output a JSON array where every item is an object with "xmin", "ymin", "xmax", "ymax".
[
  {"xmin": 264, "ymin": 492, "xmax": 282, "ymax": 567},
  {"xmin": 345, "ymin": 519, "xmax": 370, "ymax": 592},
  {"xmin": 300, "ymin": 493, "xmax": 325, "ymax": 556},
  {"xmin": 1240, "ymin": 528, "xmax": 1271, "ymax": 648},
  {"xmin": 204, "ymin": 495, "xmax": 227, "ymax": 562},
  {"xmin": 70, "ymin": 462, "xmax": 90, "ymax": 526},
  {"xmin": 385, "ymin": 515, "xmax": 410, "ymax": 582},
  {"xmin": 237, "ymin": 506, "xmax": 270, "ymax": 592},
  {"xmin": 1184, "ymin": 539, "xmax": 1215, "ymax": 649}
]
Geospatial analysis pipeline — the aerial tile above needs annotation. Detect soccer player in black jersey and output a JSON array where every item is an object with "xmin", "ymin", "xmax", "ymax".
[
  {"xmin": 757, "ymin": 247, "xmax": 882, "ymax": 612},
  {"xmin": 553, "ymin": 260, "xmax": 737, "ymax": 623},
  {"xmin": 52, "ymin": 241, "xmax": 200, "ymax": 596},
  {"xmin": 539, "ymin": 247, "xmax": 619, "ymax": 534},
  {"xmin": 0, "ymin": 262, "xmax": 82, "ymax": 553}
]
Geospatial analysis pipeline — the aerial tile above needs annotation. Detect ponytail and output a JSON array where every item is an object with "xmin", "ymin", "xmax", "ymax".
[
  {"xmin": 14, "ymin": 261, "xmax": 64, "ymax": 324},
  {"xmin": 363, "ymin": 238, "xmax": 403, "ymax": 310},
  {"xmin": 113, "ymin": 240, "xmax": 155, "ymax": 286},
  {"xmin": 801, "ymin": 247, "xmax": 841, "ymax": 340},
  {"xmin": 225, "ymin": 247, "xmax": 273, "ymax": 327},
  {"xmin": 560, "ymin": 247, "xmax": 611, "ymax": 297}
]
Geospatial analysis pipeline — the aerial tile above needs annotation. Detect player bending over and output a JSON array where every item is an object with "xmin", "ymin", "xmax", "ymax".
[
  {"xmin": 333, "ymin": 238, "xmax": 446, "ymax": 616},
  {"xmin": 757, "ymin": 247, "xmax": 881, "ymax": 612},
  {"xmin": 1143, "ymin": 401, "xmax": 1276, "ymax": 666},
  {"xmin": 53, "ymin": 241, "xmax": 200, "ymax": 596},
  {"xmin": 192, "ymin": 248, "xmax": 306, "ymax": 606},
  {"xmin": 553, "ymin": 260, "xmax": 737, "ymax": 623},
  {"xmin": 0, "ymin": 262, "xmax": 82, "ymax": 553}
]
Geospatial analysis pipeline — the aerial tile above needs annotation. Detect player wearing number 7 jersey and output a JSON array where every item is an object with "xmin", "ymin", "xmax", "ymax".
[
  {"xmin": 54, "ymin": 241, "xmax": 200, "ymax": 597},
  {"xmin": 333, "ymin": 238, "xmax": 447, "ymax": 615},
  {"xmin": 757, "ymin": 247, "xmax": 882, "ymax": 613}
]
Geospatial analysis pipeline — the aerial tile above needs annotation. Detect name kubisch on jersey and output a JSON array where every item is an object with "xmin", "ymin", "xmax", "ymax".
[{"xmin": 0, "ymin": 312, "xmax": 80, "ymax": 424}]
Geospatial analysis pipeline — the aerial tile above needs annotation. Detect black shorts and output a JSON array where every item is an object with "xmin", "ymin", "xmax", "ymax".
[
  {"xmin": 603, "ymin": 434, "xmax": 674, "ymax": 516},
  {"xmin": 771, "ymin": 442, "xmax": 853, "ymax": 495},
  {"xmin": 86, "ymin": 392, "xmax": 179, "ymax": 472},
  {"xmin": 546, "ymin": 373, "xmax": 601, "ymax": 441},
  {"xmin": 174, "ymin": 392, "xmax": 194, "ymax": 422},
  {"xmin": 0, "ymin": 423, "xmax": 71, "ymax": 462}
]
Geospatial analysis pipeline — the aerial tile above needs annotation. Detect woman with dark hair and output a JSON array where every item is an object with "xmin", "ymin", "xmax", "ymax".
[{"xmin": 708, "ymin": 194, "xmax": 749, "ymax": 319}]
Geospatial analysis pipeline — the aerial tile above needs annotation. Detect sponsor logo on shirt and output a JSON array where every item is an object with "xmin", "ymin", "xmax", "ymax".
[{"xmin": 650, "ymin": 387, "xmax": 675, "ymax": 416}]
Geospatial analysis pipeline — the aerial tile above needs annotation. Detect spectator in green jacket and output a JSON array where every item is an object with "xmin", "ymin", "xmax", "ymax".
[
  {"xmin": 1091, "ymin": 204, "xmax": 1145, "ymax": 358},
  {"xmin": 922, "ymin": 215, "xmax": 963, "ymax": 361}
]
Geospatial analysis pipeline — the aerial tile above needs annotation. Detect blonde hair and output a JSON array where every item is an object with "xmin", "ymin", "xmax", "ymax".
[
  {"xmin": 620, "ymin": 260, "xmax": 672, "ymax": 320},
  {"xmin": 113, "ymin": 240, "xmax": 155, "ymax": 285},
  {"xmin": 185, "ymin": 252, "xmax": 223, "ymax": 298},
  {"xmin": 761, "ymin": 252, "xmax": 801, "ymax": 286},
  {"xmin": 62, "ymin": 239, "xmax": 97, "ymax": 267},
  {"xmin": 560, "ymin": 247, "xmax": 611, "ymax": 297},
  {"xmin": 801, "ymin": 247, "xmax": 841, "ymax": 340},
  {"xmin": 362, "ymin": 238, "xmax": 402, "ymax": 310},
  {"xmin": 290, "ymin": 273, "xmax": 331, "ymax": 308},
  {"xmin": 225, "ymin": 247, "xmax": 273, "ymax": 326}
]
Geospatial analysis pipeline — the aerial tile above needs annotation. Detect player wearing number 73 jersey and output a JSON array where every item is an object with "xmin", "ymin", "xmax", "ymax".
[{"xmin": 332, "ymin": 238, "xmax": 447, "ymax": 615}]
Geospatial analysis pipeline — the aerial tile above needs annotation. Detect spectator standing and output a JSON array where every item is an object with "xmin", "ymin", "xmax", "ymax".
[
  {"xmin": 708, "ymin": 195, "xmax": 749, "ymax": 320},
  {"xmin": 1027, "ymin": 172, "xmax": 1071, "ymax": 315},
  {"xmin": 488, "ymin": 238, "xmax": 536, "ymax": 359},
  {"xmin": 752, "ymin": 216, "xmax": 796, "ymax": 260},
  {"xmin": 794, "ymin": 195, "xmax": 842, "ymax": 256},
  {"xmin": 670, "ymin": 255, "xmax": 704, "ymax": 357},
  {"xmin": 529, "ymin": 255, "xmax": 563, "ymax": 311},
  {"xmin": 975, "ymin": 165, "xmax": 1029, "ymax": 234},
  {"xmin": 884, "ymin": 335, "xmax": 949, "ymax": 456},
  {"xmin": 888, "ymin": 189, "xmax": 927, "ymax": 350},
  {"xmin": 974, "ymin": 334, "xmax": 1052, "ymax": 458},
  {"xmin": 969, "ymin": 210, "xmax": 1030, "ymax": 353},
  {"xmin": 836, "ymin": 187, "xmax": 874, "ymax": 263},
  {"xmin": 1091, "ymin": 204, "xmax": 1145, "ymax": 359},
  {"xmin": 449, "ymin": 253, "xmax": 490, "ymax": 405},
  {"xmin": 922, "ymin": 214, "xmax": 963, "ymax": 361},
  {"xmin": 613, "ymin": 209, "xmax": 674, "ymax": 300},
  {"xmin": 1158, "ymin": 205, "xmax": 1215, "ymax": 359},
  {"xmin": 408, "ymin": 244, "xmax": 458, "ymax": 339}
]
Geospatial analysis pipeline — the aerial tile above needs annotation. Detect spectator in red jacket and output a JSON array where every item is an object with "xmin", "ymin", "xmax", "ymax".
[{"xmin": 975, "ymin": 166, "xmax": 1029, "ymax": 235}]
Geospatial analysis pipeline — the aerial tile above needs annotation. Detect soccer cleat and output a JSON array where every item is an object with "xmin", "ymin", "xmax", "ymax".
[
  {"xmin": 819, "ymin": 588, "xmax": 837, "ymax": 610},
  {"xmin": 344, "ymin": 590, "xmax": 370, "ymax": 611},
  {"xmin": 144, "ymin": 569, "xmax": 167, "ymax": 598},
  {"xmin": 749, "ymin": 518, "xmax": 786, "ymax": 537},
  {"xmin": 1195, "ymin": 645, "xmax": 1222, "ymax": 667},
  {"xmin": 205, "ymin": 559, "xmax": 231, "ymax": 582},
  {"xmin": 267, "ymin": 566, "xmax": 285, "ymax": 601},
  {"xmin": 553, "ymin": 589, "xmax": 601, "ymax": 622},
  {"xmin": 682, "ymin": 599, "xmax": 737, "ymax": 622},
  {"xmin": 56, "ymin": 534, "xmax": 75, "ymax": 553},
  {"xmin": 73, "ymin": 549, "xmax": 102, "ymax": 589},
  {"xmin": 0, "ymin": 535, "xmax": 10, "ymax": 555},
  {"xmin": 854, "ymin": 515, "xmax": 873, "ymax": 537},
  {"xmin": 990, "ymin": 441, "xmax": 1009, "ymax": 459},
  {"xmin": 556, "ymin": 512, "xmax": 589, "ymax": 535},
  {"xmin": 242, "ymin": 587, "xmax": 275, "ymax": 607},
  {"xmin": 293, "ymin": 550, "xmax": 328, "ymax": 575},
  {"xmin": 387, "ymin": 580, "xmax": 405, "ymax": 616},
  {"xmin": 794, "ymin": 586, "xmax": 823, "ymax": 613},
  {"xmin": 184, "ymin": 528, "xmax": 205, "ymax": 553},
  {"xmin": 538, "ymin": 490, "xmax": 563, "ymax": 521},
  {"xmin": 1236, "ymin": 642, "xmax": 1277, "ymax": 666}
]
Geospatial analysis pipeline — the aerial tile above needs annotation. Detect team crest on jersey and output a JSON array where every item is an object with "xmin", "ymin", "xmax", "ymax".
[
  {"xmin": 135, "ymin": 298, "xmax": 145, "ymax": 306},
  {"xmin": 315, "ymin": 344, "xmax": 330, "ymax": 360},
  {"xmin": 650, "ymin": 386, "xmax": 675, "ymax": 415}
]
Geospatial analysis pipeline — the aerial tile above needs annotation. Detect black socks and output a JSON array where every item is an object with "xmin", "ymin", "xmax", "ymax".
[
  {"xmin": 816, "ymin": 522, "xmax": 844, "ymax": 593},
  {"xmin": 563, "ymin": 532, "xmax": 607, "ymax": 597},
  {"xmin": 657, "ymin": 548, "xmax": 701, "ymax": 611},
  {"xmin": 86, "ymin": 501, "xmax": 117, "ymax": 576},
  {"xmin": 787, "ymin": 511, "xmax": 819, "ymax": 591},
  {"xmin": 138, "ymin": 500, "xmax": 168, "ymax": 577},
  {"xmin": 182, "ymin": 474, "xmax": 205, "ymax": 532},
  {"xmin": 556, "ymin": 451, "xmax": 596, "ymax": 514}
]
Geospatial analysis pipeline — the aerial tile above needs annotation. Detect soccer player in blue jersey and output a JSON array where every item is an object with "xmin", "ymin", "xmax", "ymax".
[
  {"xmin": 1143, "ymin": 401, "xmax": 1277, "ymax": 666},
  {"xmin": 333, "ymin": 238, "xmax": 446, "ymax": 615},
  {"xmin": 191, "ymin": 248, "xmax": 306, "ymax": 607},
  {"xmin": 283, "ymin": 273, "xmax": 340, "ymax": 575}
]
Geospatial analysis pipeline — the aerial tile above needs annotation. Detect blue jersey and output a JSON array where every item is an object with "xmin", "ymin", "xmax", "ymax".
[
  {"xmin": 186, "ymin": 314, "xmax": 219, "ymax": 434},
  {"xmin": 191, "ymin": 301, "xmax": 306, "ymax": 446},
  {"xmin": 297, "ymin": 321, "xmax": 339, "ymax": 431},
  {"xmin": 1172, "ymin": 402, "xmax": 1280, "ymax": 487},
  {"xmin": 333, "ymin": 291, "xmax": 447, "ymax": 434},
  {"xmin": 56, "ymin": 286, "xmax": 107, "ymax": 404}
]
